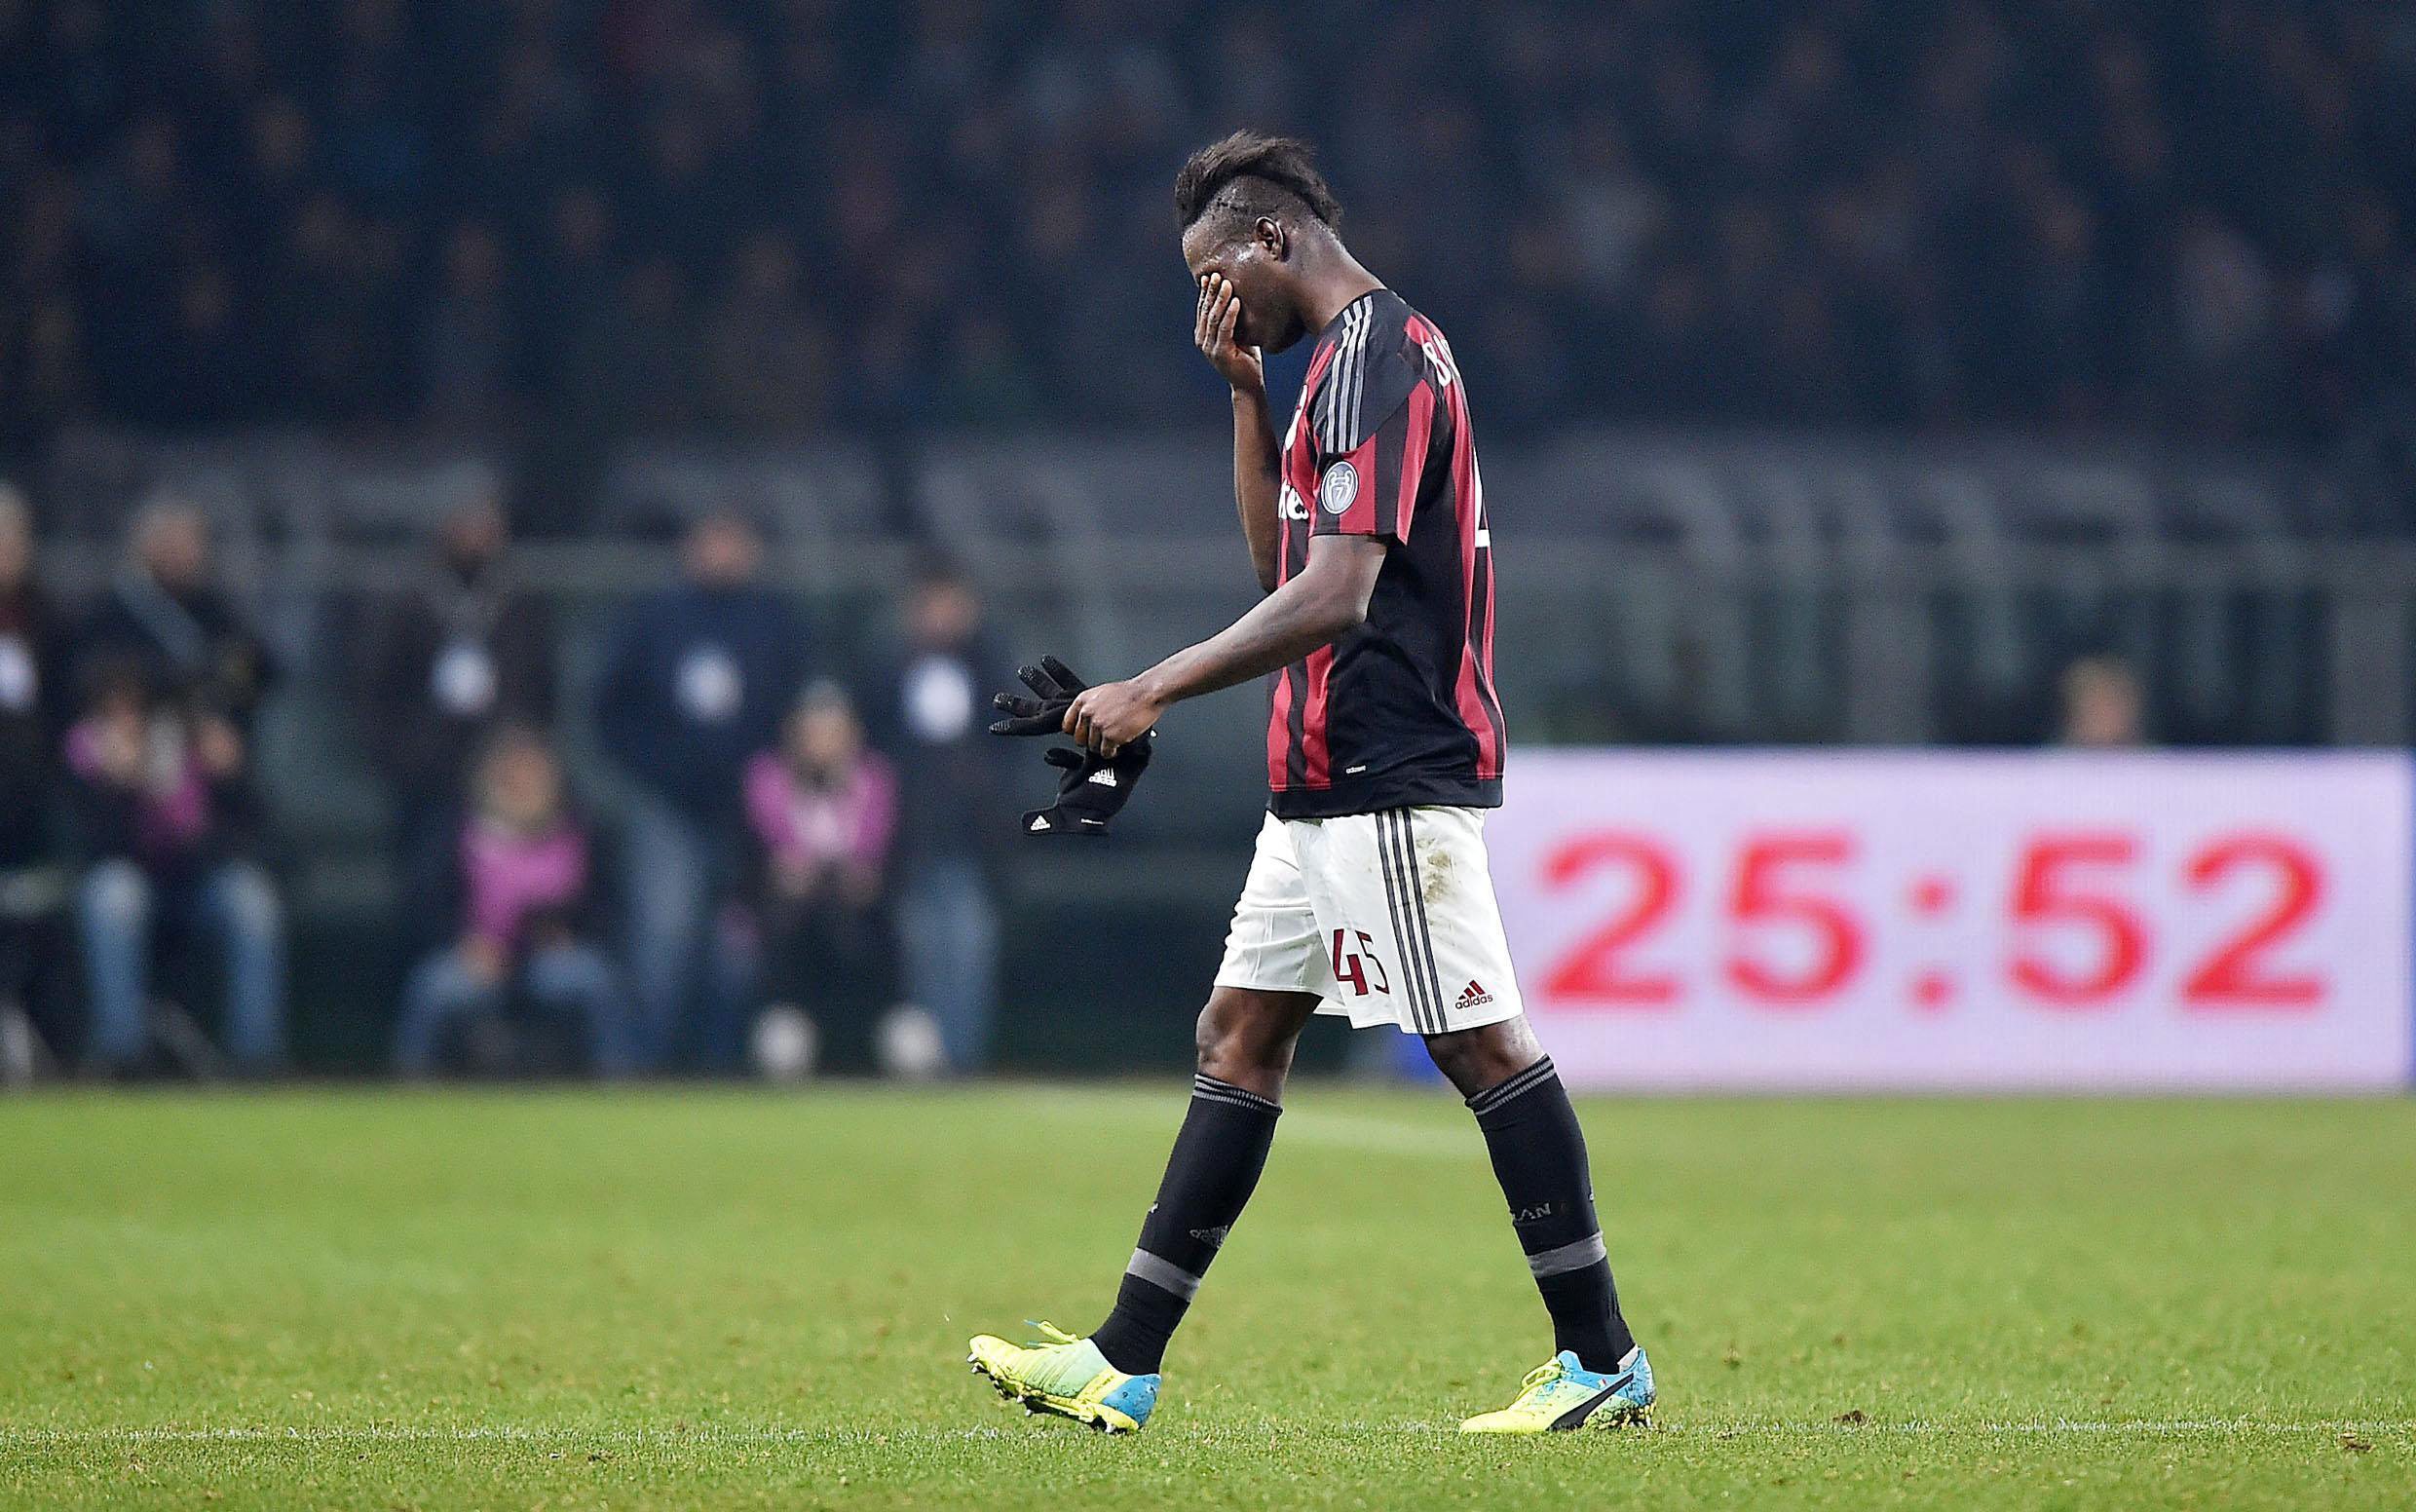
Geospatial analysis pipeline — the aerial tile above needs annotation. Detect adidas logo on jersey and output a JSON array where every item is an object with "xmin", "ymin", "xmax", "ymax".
[{"xmin": 1455, "ymin": 980, "xmax": 1494, "ymax": 1012}]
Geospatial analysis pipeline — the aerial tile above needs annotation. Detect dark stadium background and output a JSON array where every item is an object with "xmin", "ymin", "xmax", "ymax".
[{"xmin": 0, "ymin": 0, "xmax": 2411, "ymax": 1077}]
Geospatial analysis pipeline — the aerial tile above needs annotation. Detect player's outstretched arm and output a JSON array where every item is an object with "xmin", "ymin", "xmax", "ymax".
[
  {"xmin": 1195, "ymin": 273, "xmax": 1282, "ymax": 593},
  {"xmin": 1062, "ymin": 534, "xmax": 1384, "ymax": 755}
]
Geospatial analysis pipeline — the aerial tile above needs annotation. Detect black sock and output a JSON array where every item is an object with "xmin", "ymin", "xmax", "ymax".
[
  {"xmin": 1467, "ymin": 1056, "xmax": 1637, "ymax": 1374},
  {"xmin": 1090, "ymin": 1074, "xmax": 1281, "ymax": 1375}
]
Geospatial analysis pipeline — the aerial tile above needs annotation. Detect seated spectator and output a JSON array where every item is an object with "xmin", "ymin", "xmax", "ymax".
[
  {"xmin": 64, "ymin": 662, "xmax": 283, "ymax": 1075},
  {"xmin": 0, "ymin": 485, "xmax": 66, "ymax": 852},
  {"xmin": 75, "ymin": 493, "xmax": 274, "ymax": 737},
  {"xmin": 393, "ymin": 727, "xmax": 628, "ymax": 1077},
  {"xmin": 0, "ymin": 485, "xmax": 68, "ymax": 1079},
  {"xmin": 740, "ymin": 682, "xmax": 925, "ymax": 1076}
]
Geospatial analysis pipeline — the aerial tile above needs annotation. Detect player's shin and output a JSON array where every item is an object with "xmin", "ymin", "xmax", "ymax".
[
  {"xmin": 1088, "ymin": 1075, "xmax": 1281, "ymax": 1375},
  {"xmin": 1466, "ymin": 1056, "xmax": 1638, "ymax": 1374}
]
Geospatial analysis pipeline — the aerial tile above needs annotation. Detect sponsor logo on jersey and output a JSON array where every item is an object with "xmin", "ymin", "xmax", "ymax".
[
  {"xmin": 1319, "ymin": 460, "xmax": 1359, "ymax": 514},
  {"xmin": 1279, "ymin": 482, "xmax": 1309, "ymax": 522}
]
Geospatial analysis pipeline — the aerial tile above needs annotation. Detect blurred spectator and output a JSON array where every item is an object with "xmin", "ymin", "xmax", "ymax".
[
  {"xmin": 262, "ymin": 194, "xmax": 395, "ymax": 425},
  {"xmin": 359, "ymin": 492, "xmax": 556, "ymax": 954},
  {"xmin": 65, "ymin": 496, "xmax": 283, "ymax": 1073},
  {"xmin": 421, "ymin": 222, "xmax": 520, "ymax": 431},
  {"xmin": 0, "ymin": 486, "xmax": 68, "ymax": 1076},
  {"xmin": 932, "ymin": 314, "xmax": 1045, "ymax": 427},
  {"xmin": 393, "ymin": 726, "xmax": 627, "ymax": 1077},
  {"xmin": 698, "ymin": 230, "xmax": 831, "ymax": 436},
  {"xmin": 104, "ymin": 262, "xmax": 267, "ymax": 428},
  {"xmin": 2170, "ymin": 209, "xmax": 2281, "ymax": 437},
  {"xmin": 523, "ymin": 187, "xmax": 619, "ymax": 403},
  {"xmin": 73, "ymin": 495, "xmax": 274, "ymax": 734},
  {"xmin": 0, "ymin": 486, "xmax": 66, "ymax": 885},
  {"xmin": 556, "ymin": 256, "xmax": 697, "ymax": 439},
  {"xmin": 63, "ymin": 661, "xmax": 283, "ymax": 1075},
  {"xmin": 741, "ymin": 681, "xmax": 916, "ymax": 1075},
  {"xmin": 868, "ymin": 560, "xmax": 1005, "ymax": 1072},
  {"xmin": 594, "ymin": 511, "xmax": 806, "ymax": 1070},
  {"xmin": 230, "ymin": 96, "xmax": 315, "ymax": 252},
  {"xmin": 2057, "ymin": 655, "xmax": 2149, "ymax": 748},
  {"xmin": 0, "ymin": 2, "xmax": 2403, "ymax": 448}
]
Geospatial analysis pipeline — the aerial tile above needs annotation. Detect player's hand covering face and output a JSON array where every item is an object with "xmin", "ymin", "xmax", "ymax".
[
  {"xmin": 1194, "ymin": 274, "xmax": 1264, "ymax": 393},
  {"xmin": 991, "ymin": 657, "xmax": 1155, "ymax": 835}
]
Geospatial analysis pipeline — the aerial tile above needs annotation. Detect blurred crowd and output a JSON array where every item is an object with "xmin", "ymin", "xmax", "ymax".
[
  {"xmin": 2, "ymin": 0, "xmax": 2412, "ymax": 461},
  {"xmin": 0, "ymin": 480, "xmax": 1011, "ymax": 1079},
  {"xmin": 0, "ymin": 458, "xmax": 2167, "ymax": 1082}
]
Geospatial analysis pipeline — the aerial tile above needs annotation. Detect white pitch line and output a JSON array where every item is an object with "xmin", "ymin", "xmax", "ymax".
[{"xmin": 1, "ymin": 1419, "xmax": 2403, "ymax": 1448}]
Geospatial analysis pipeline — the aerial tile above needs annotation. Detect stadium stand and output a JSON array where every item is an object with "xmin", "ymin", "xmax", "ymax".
[{"xmin": 2, "ymin": 1, "xmax": 2410, "ymax": 456}]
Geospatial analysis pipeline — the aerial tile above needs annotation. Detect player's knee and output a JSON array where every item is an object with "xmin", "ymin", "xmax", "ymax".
[
  {"xmin": 1422, "ymin": 1017, "xmax": 1543, "ymax": 1099},
  {"xmin": 1419, "ymin": 1031, "xmax": 1486, "ymax": 1094},
  {"xmin": 1191, "ymin": 1008, "xmax": 1276, "ymax": 1080},
  {"xmin": 1193, "ymin": 991, "xmax": 1300, "ymax": 1087}
]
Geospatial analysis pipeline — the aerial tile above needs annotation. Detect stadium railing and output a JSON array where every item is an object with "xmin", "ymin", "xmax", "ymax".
[{"xmin": 19, "ymin": 424, "xmax": 2415, "ymax": 1062}]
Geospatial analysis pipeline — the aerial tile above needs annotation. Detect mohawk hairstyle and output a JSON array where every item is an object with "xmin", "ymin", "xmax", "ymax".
[{"xmin": 1173, "ymin": 132, "xmax": 1343, "ymax": 236}]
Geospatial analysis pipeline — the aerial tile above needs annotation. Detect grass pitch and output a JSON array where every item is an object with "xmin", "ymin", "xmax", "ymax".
[{"xmin": 1, "ymin": 1086, "xmax": 2410, "ymax": 1509}]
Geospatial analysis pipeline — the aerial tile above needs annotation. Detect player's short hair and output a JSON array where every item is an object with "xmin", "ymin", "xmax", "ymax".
[{"xmin": 1174, "ymin": 132, "xmax": 1342, "ymax": 240}]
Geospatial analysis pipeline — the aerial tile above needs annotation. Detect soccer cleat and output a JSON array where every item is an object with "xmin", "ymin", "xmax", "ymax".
[
  {"xmin": 1458, "ymin": 1347, "xmax": 1654, "ymax": 1433},
  {"xmin": 966, "ymin": 1321, "xmax": 1160, "ymax": 1434}
]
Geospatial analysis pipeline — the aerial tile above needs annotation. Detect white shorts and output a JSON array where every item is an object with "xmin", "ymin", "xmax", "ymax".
[{"xmin": 1214, "ymin": 806, "xmax": 1525, "ymax": 1034}]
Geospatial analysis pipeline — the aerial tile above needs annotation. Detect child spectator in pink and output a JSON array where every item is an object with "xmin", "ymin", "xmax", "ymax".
[
  {"xmin": 393, "ymin": 726, "xmax": 628, "ymax": 1076},
  {"xmin": 739, "ymin": 682, "xmax": 907, "ymax": 1073},
  {"xmin": 64, "ymin": 660, "xmax": 283, "ymax": 1073}
]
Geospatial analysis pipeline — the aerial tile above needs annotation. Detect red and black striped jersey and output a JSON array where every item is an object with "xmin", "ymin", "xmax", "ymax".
[{"xmin": 1265, "ymin": 288, "xmax": 1503, "ymax": 818}]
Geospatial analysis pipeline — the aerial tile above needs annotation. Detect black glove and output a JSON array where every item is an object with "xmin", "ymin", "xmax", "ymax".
[
  {"xmin": 990, "ymin": 657, "xmax": 1153, "ymax": 834},
  {"xmin": 988, "ymin": 655, "xmax": 1087, "ymax": 737},
  {"xmin": 1021, "ymin": 738, "xmax": 1153, "ymax": 835}
]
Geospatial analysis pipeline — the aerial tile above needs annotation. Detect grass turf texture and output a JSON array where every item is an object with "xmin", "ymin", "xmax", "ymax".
[{"xmin": 1, "ymin": 1088, "xmax": 2409, "ymax": 1510}]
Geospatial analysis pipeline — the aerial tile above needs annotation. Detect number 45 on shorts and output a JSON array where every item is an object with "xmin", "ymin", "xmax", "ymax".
[{"xmin": 1330, "ymin": 929, "xmax": 1391, "ymax": 998}]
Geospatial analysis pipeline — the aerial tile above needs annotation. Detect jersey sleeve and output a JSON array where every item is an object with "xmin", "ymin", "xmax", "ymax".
[{"xmin": 1308, "ymin": 323, "xmax": 1438, "ymax": 543}]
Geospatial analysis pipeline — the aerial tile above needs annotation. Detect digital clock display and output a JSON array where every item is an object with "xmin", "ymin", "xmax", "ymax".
[{"xmin": 1489, "ymin": 750, "xmax": 2415, "ymax": 1090}]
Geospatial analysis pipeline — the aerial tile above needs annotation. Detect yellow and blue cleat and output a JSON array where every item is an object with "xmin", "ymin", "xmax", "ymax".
[
  {"xmin": 966, "ymin": 1322, "xmax": 1160, "ymax": 1434},
  {"xmin": 1459, "ymin": 1346, "xmax": 1654, "ymax": 1433}
]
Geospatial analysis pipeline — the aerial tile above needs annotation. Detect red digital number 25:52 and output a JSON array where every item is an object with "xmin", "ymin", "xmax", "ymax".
[{"xmin": 1538, "ymin": 829, "xmax": 2324, "ymax": 1012}]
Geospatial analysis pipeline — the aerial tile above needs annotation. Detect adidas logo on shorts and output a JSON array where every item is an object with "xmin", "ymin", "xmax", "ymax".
[{"xmin": 1455, "ymin": 980, "xmax": 1493, "ymax": 1012}]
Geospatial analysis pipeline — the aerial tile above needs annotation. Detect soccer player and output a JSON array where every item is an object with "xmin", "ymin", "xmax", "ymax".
[{"xmin": 967, "ymin": 132, "xmax": 1651, "ymax": 1435}]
